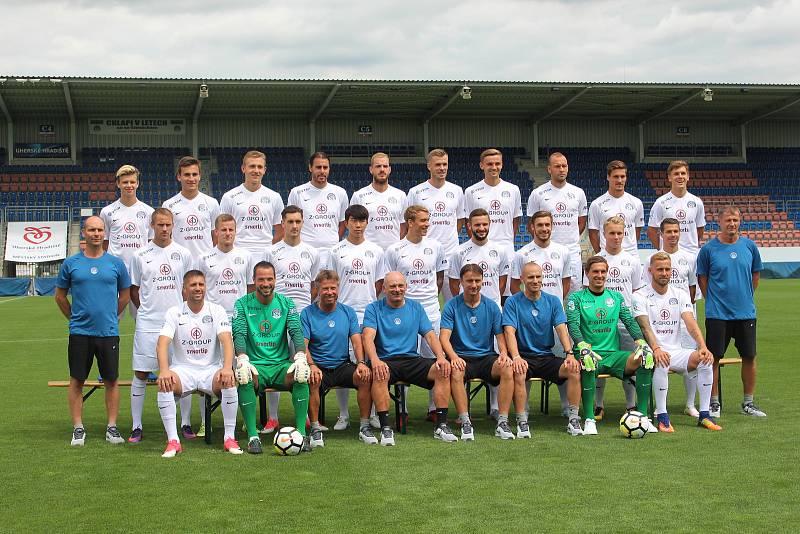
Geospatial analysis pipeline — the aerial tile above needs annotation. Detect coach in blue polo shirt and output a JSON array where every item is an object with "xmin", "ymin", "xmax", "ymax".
[
  {"xmin": 302, "ymin": 269, "xmax": 375, "ymax": 448},
  {"xmin": 697, "ymin": 205, "xmax": 765, "ymax": 418},
  {"xmin": 55, "ymin": 215, "xmax": 131, "ymax": 446},
  {"xmin": 362, "ymin": 271, "xmax": 456, "ymax": 445},
  {"xmin": 502, "ymin": 262, "xmax": 583, "ymax": 437},
  {"xmin": 441, "ymin": 263, "xmax": 513, "ymax": 442}
]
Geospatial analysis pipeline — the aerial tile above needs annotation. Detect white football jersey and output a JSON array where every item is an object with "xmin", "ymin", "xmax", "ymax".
[
  {"xmin": 287, "ymin": 182, "xmax": 348, "ymax": 249},
  {"xmin": 526, "ymin": 182, "xmax": 587, "ymax": 253},
  {"xmin": 447, "ymin": 240, "xmax": 510, "ymax": 308},
  {"xmin": 264, "ymin": 241, "xmax": 321, "ymax": 312},
  {"xmin": 512, "ymin": 241, "xmax": 571, "ymax": 299},
  {"xmin": 162, "ymin": 192, "xmax": 220, "ymax": 257},
  {"xmin": 463, "ymin": 179, "xmax": 522, "ymax": 246},
  {"xmin": 644, "ymin": 249, "xmax": 697, "ymax": 296},
  {"xmin": 326, "ymin": 238, "xmax": 387, "ymax": 321},
  {"xmin": 219, "ymin": 184, "xmax": 284, "ymax": 254},
  {"xmin": 160, "ymin": 301, "xmax": 231, "ymax": 368},
  {"xmin": 350, "ymin": 184, "xmax": 407, "ymax": 250},
  {"xmin": 99, "ymin": 199, "xmax": 154, "ymax": 271},
  {"xmin": 130, "ymin": 241, "xmax": 194, "ymax": 331},
  {"xmin": 648, "ymin": 192, "xmax": 706, "ymax": 255},
  {"xmin": 587, "ymin": 249, "xmax": 645, "ymax": 306},
  {"xmin": 404, "ymin": 181, "xmax": 465, "ymax": 255},
  {"xmin": 632, "ymin": 285, "xmax": 693, "ymax": 352},
  {"xmin": 588, "ymin": 192, "xmax": 645, "ymax": 255},
  {"xmin": 384, "ymin": 237, "xmax": 446, "ymax": 310},
  {"xmin": 197, "ymin": 246, "xmax": 255, "ymax": 316}
]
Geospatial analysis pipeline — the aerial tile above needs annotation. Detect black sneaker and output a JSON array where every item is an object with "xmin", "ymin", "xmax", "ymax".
[
  {"xmin": 127, "ymin": 427, "xmax": 143, "ymax": 444},
  {"xmin": 105, "ymin": 426, "xmax": 124, "ymax": 444},
  {"xmin": 593, "ymin": 406, "xmax": 605, "ymax": 421},
  {"xmin": 71, "ymin": 427, "xmax": 86, "ymax": 446},
  {"xmin": 247, "ymin": 436, "xmax": 263, "ymax": 454}
]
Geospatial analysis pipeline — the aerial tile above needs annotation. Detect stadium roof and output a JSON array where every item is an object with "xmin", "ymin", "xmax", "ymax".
[{"xmin": 1, "ymin": 78, "xmax": 800, "ymax": 125}]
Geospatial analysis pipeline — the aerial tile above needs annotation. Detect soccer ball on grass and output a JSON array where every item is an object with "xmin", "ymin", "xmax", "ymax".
[
  {"xmin": 619, "ymin": 411, "xmax": 647, "ymax": 439},
  {"xmin": 273, "ymin": 426, "xmax": 303, "ymax": 455}
]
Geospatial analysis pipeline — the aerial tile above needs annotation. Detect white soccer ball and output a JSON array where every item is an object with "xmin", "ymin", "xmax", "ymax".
[
  {"xmin": 619, "ymin": 410, "xmax": 647, "ymax": 439},
  {"xmin": 273, "ymin": 426, "xmax": 303, "ymax": 456}
]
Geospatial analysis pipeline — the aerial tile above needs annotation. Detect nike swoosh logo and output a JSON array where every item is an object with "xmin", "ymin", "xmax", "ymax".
[
  {"xmin": 226, "ymin": 401, "xmax": 236, "ymax": 405},
  {"xmin": 247, "ymin": 313, "xmax": 256, "ymax": 317},
  {"xmin": 146, "ymin": 260, "xmax": 152, "ymax": 264},
  {"xmin": 208, "ymin": 265, "xmax": 216, "ymax": 268},
  {"xmin": 133, "ymin": 394, "xmax": 144, "ymax": 397},
  {"xmin": 241, "ymin": 401, "xmax": 253, "ymax": 407},
  {"xmin": 178, "ymin": 322, "xmax": 187, "ymax": 326},
  {"xmin": 236, "ymin": 202, "xmax": 243, "ymax": 205}
]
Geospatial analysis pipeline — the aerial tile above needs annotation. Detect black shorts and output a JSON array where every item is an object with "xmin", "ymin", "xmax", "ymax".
[
  {"xmin": 705, "ymin": 319, "xmax": 757, "ymax": 359},
  {"xmin": 68, "ymin": 335, "xmax": 120, "ymax": 382},
  {"xmin": 462, "ymin": 355, "xmax": 500, "ymax": 386},
  {"xmin": 319, "ymin": 362, "xmax": 358, "ymax": 390},
  {"xmin": 522, "ymin": 353, "xmax": 565, "ymax": 384},
  {"xmin": 384, "ymin": 356, "xmax": 435, "ymax": 389}
]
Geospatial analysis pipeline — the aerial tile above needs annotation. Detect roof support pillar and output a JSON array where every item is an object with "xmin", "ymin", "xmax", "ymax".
[
  {"xmin": 63, "ymin": 82, "xmax": 77, "ymax": 163},
  {"xmin": 531, "ymin": 122, "xmax": 539, "ymax": 166},
  {"xmin": 0, "ymin": 89, "xmax": 14, "ymax": 164},
  {"xmin": 741, "ymin": 124, "xmax": 747, "ymax": 163},
  {"xmin": 638, "ymin": 123, "xmax": 644, "ymax": 163},
  {"xmin": 423, "ymin": 121, "xmax": 429, "ymax": 155},
  {"xmin": 309, "ymin": 121, "xmax": 316, "ymax": 157}
]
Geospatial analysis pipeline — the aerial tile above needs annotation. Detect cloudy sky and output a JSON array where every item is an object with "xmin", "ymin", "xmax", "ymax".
[{"xmin": 2, "ymin": 0, "xmax": 799, "ymax": 83}]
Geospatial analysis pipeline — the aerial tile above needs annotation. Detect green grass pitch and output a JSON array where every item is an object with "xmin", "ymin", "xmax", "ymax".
[{"xmin": 1, "ymin": 280, "xmax": 798, "ymax": 532}]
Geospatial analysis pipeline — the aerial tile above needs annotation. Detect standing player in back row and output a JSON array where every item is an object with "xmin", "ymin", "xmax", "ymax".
[
  {"xmin": 405, "ymin": 148, "xmax": 465, "ymax": 302},
  {"xmin": 647, "ymin": 160, "xmax": 705, "ymax": 255},
  {"xmin": 287, "ymin": 152, "xmax": 348, "ymax": 267},
  {"xmin": 220, "ymin": 150, "xmax": 285, "ymax": 252},
  {"xmin": 526, "ymin": 152, "xmax": 587, "ymax": 295},
  {"xmin": 100, "ymin": 164, "xmax": 153, "ymax": 320},
  {"xmin": 163, "ymin": 156, "xmax": 220, "ymax": 257},
  {"xmin": 350, "ymin": 152, "xmax": 407, "ymax": 249},
  {"xmin": 588, "ymin": 160, "xmax": 644, "ymax": 256}
]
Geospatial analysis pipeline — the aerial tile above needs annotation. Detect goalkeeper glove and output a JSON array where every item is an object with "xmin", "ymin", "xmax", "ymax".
[
  {"xmin": 576, "ymin": 341, "xmax": 602, "ymax": 372},
  {"xmin": 234, "ymin": 354, "xmax": 259, "ymax": 385},
  {"xmin": 634, "ymin": 339, "xmax": 655, "ymax": 370},
  {"xmin": 287, "ymin": 352, "xmax": 311, "ymax": 383}
]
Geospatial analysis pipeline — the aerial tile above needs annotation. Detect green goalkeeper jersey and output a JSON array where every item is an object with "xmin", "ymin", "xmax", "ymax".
[
  {"xmin": 232, "ymin": 292, "xmax": 304, "ymax": 365},
  {"xmin": 566, "ymin": 287, "xmax": 643, "ymax": 352}
]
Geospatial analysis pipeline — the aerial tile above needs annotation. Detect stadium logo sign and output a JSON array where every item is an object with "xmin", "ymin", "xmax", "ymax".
[{"xmin": 23, "ymin": 226, "xmax": 52, "ymax": 244}]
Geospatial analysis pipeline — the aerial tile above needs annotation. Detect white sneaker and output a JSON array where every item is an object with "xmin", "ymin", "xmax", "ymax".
[
  {"xmin": 333, "ymin": 416, "xmax": 350, "ymax": 431},
  {"xmin": 583, "ymin": 419, "xmax": 598, "ymax": 435},
  {"xmin": 369, "ymin": 415, "xmax": 381, "ymax": 429},
  {"xmin": 741, "ymin": 402, "xmax": 767, "ymax": 417},
  {"xmin": 309, "ymin": 428, "xmax": 325, "ymax": 448},
  {"xmin": 460, "ymin": 421, "xmax": 475, "ymax": 441},
  {"xmin": 105, "ymin": 426, "xmax": 124, "ymax": 444},
  {"xmin": 494, "ymin": 421, "xmax": 515, "ymax": 440},
  {"xmin": 566, "ymin": 418, "xmax": 584, "ymax": 436},
  {"xmin": 71, "ymin": 427, "xmax": 86, "ymax": 446},
  {"xmin": 684, "ymin": 405, "xmax": 700, "ymax": 418},
  {"xmin": 710, "ymin": 402, "xmax": 721, "ymax": 418},
  {"xmin": 379, "ymin": 427, "xmax": 395, "ymax": 446},
  {"xmin": 434, "ymin": 424, "xmax": 458, "ymax": 442},
  {"xmin": 516, "ymin": 421, "xmax": 532, "ymax": 439},
  {"xmin": 359, "ymin": 426, "xmax": 379, "ymax": 445},
  {"xmin": 642, "ymin": 417, "xmax": 659, "ymax": 433}
]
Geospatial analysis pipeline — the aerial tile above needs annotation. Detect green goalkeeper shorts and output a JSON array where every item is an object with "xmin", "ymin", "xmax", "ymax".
[
  {"xmin": 595, "ymin": 350, "xmax": 632, "ymax": 379},
  {"xmin": 253, "ymin": 361, "xmax": 292, "ymax": 392}
]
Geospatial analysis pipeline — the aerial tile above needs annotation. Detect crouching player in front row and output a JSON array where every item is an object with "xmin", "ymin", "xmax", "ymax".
[
  {"xmin": 232, "ymin": 261, "xmax": 312, "ymax": 454},
  {"xmin": 632, "ymin": 252, "xmax": 721, "ymax": 432},
  {"xmin": 503, "ymin": 262, "xmax": 583, "ymax": 438},
  {"xmin": 566, "ymin": 256, "xmax": 656, "ymax": 435},
  {"xmin": 155, "ymin": 270, "xmax": 242, "ymax": 457},
  {"xmin": 303, "ymin": 270, "xmax": 377, "ymax": 447},
  {"xmin": 441, "ymin": 263, "xmax": 513, "ymax": 441}
]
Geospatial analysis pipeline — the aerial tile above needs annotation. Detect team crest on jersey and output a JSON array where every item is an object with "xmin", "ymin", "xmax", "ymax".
[
  {"xmin": 531, "ymin": 309, "xmax": 539, "ymax": 317},
  {"xmin": 391, "ymin": 317, "xmax": 402, "ymax": 326},
  {"xmin": 260, "ymin": 196, "xmax": 270, "ymax": 204},
  {"xmin": 202, "ymin": 315, "xmax": 213, "ymax": 323},
  {"xmin": 730, "ymin": 252, "xmax": 738, "ymax": 259},
  {"xmin": 328, "ymin": 320, "xmax": 335, "ymax": 328},
  {"xmin": 469, "ymin": 316, "xmax": 478, "ymax": 324},
  {"xmin": 567, "ymin": 300, "xmax": 575, "ymax": 311},
  {"xmin": 198, "ymin": 204, "xmax": 207, "ymax": 212},
  {"xmin": 272, "ymin": 309, "xmax": 282, "ymax": 319},
  {"xmin": 136, "ymin": 211, "xmax": 147, "ymax": 218},
  {"xmin": 234, "ymin": 257, "xmax": 245, "ymax": 265},
  {"xmin": 489, "ymin": 250, "xmax": 498, "ymax": 258},
  {"xmin": 326, "ymin": 193, "xmax": 336, "ymax": 201},
  {"xmin": 605, "ymin": 297, "xmax": 615, "ymax": 308},
  {"xmin": 388, "ymin": 197, "xmax": 398, "ymax": 204},
  {"xmin": 679, "ymin": 258, "xmax": 688, "ymax": 266},
  {"xmin": 621, "ymin": 259, "xmax": 630, "ymax": 266},
  {"xmin": 625, "ymin": 203, "xmax": 633, "ymax": 210},
  {"xmin": 90, "ymin": 267, "xmax": 98, "ymax": 275},
  {"xmin": 501, "ymin": 191, "xmax": 510, "ymax": 198},
  {"xmin": 171, "ymin": 252, "xmax": 181, "ymax": 261},
  {"xmin": 424, "ymin": 248, "xmax": 432, "ymax": 255},
  {"xmin": 446, "ymin": 192, "xmax": 454, "ymax": 199},
  {"xmin": 669, "ymin": 298, "xmax": 679, "ymax": 305},
  {"xmin": 551, "ymin": 252, "xmax": 560, "ymax": 260},
  {"xmin": 568, "ymin": 193, "xmax": 575, "ymax": 200},
  {"xmin": 365, "ymin": 250, "xmax": 374, "ymax": 258},
  {"xmin": 301, "ymin": 251, "xmax": 311, "ymax": 260},
  {"xmin": 688, "ymin": 201, "xmax": 696, "ymax": 208}
]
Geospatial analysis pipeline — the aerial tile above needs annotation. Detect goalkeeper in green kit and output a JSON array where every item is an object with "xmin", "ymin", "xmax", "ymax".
[
  {"xmin": 566, "ymin": 256, "xmax": 657, "ymax": 435},
  {"xmin": 232, "ymin": 261, "xmax": 312, "ymax": 454}
]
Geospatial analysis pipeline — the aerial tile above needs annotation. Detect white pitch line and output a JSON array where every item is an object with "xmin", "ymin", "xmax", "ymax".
[{"xmin": 0, "ymin": 296, "xmax": 29, "ymax": 304}]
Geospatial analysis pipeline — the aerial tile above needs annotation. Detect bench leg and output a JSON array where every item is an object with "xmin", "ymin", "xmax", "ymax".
[
  {"xmin": 718, "ymin": 363, "xmax": 724, "ymax": 410},
  {"xmin": 319, "ymin": 388, "xmax": 327, "ymax": 427},
  {"xmin": 82, "ymin": 386, "xmax": 99, "ymax": 402},
  {"xmin": 390, "ymin": 385, "xmax": 407, "ymax": 434},
  {"xmin": 258, "ymin": 390, "xmax": 267, "ymax": 428},
  {"xmin": 204, "ymin": 394, "xmax": 213, "ymax": 445}
]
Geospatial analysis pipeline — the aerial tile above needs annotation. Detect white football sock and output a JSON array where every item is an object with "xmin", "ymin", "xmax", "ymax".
[
  {"xmin": 131, "ymin": 377, "xmax": 147, "ymax": 430},
  {"xmin": 221, "ymin": 387, "xmax": 238, "ymax": 440},
  {"xmin": 697, "ymin": 363, "xmax": 713, "ymax": 412},
  {"xmin": 623, "ymin": 377, "xmax": 637, "ymax": 409},
  {"xmin": 557, "ymin": 382, "xmax": 569, "ymax": 412},
  {"xmin": 179, "ymin": 394, "xmax": 192, "ymax": 427},
  {"xmin": 427, "ymin": 389, "xmax": 435, "ymax": 412},
  {"xmin": 335, "ymin": 388, "xmax": 350, "ymax": 418},
  {"xmin": 489, "ymin": 385, "xmax": 499, "ymax": 411},
  {"xmin": 653, "ymin": 367, "xmax": 669, "ymax": 415},
  {"xmin": 157, "ymin": 391, "xmax": 178, "ymax": 441},
  {"xmin": 268, "ymin": 391, "xmax": 280, "ymax": 420},
  {"xmin": 683, "ymin": 370, "xmax": 698, "ymax": 407},
  {"xmin": 594, "ymin": 378, "xmax": 606, "ymax": 408}
]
